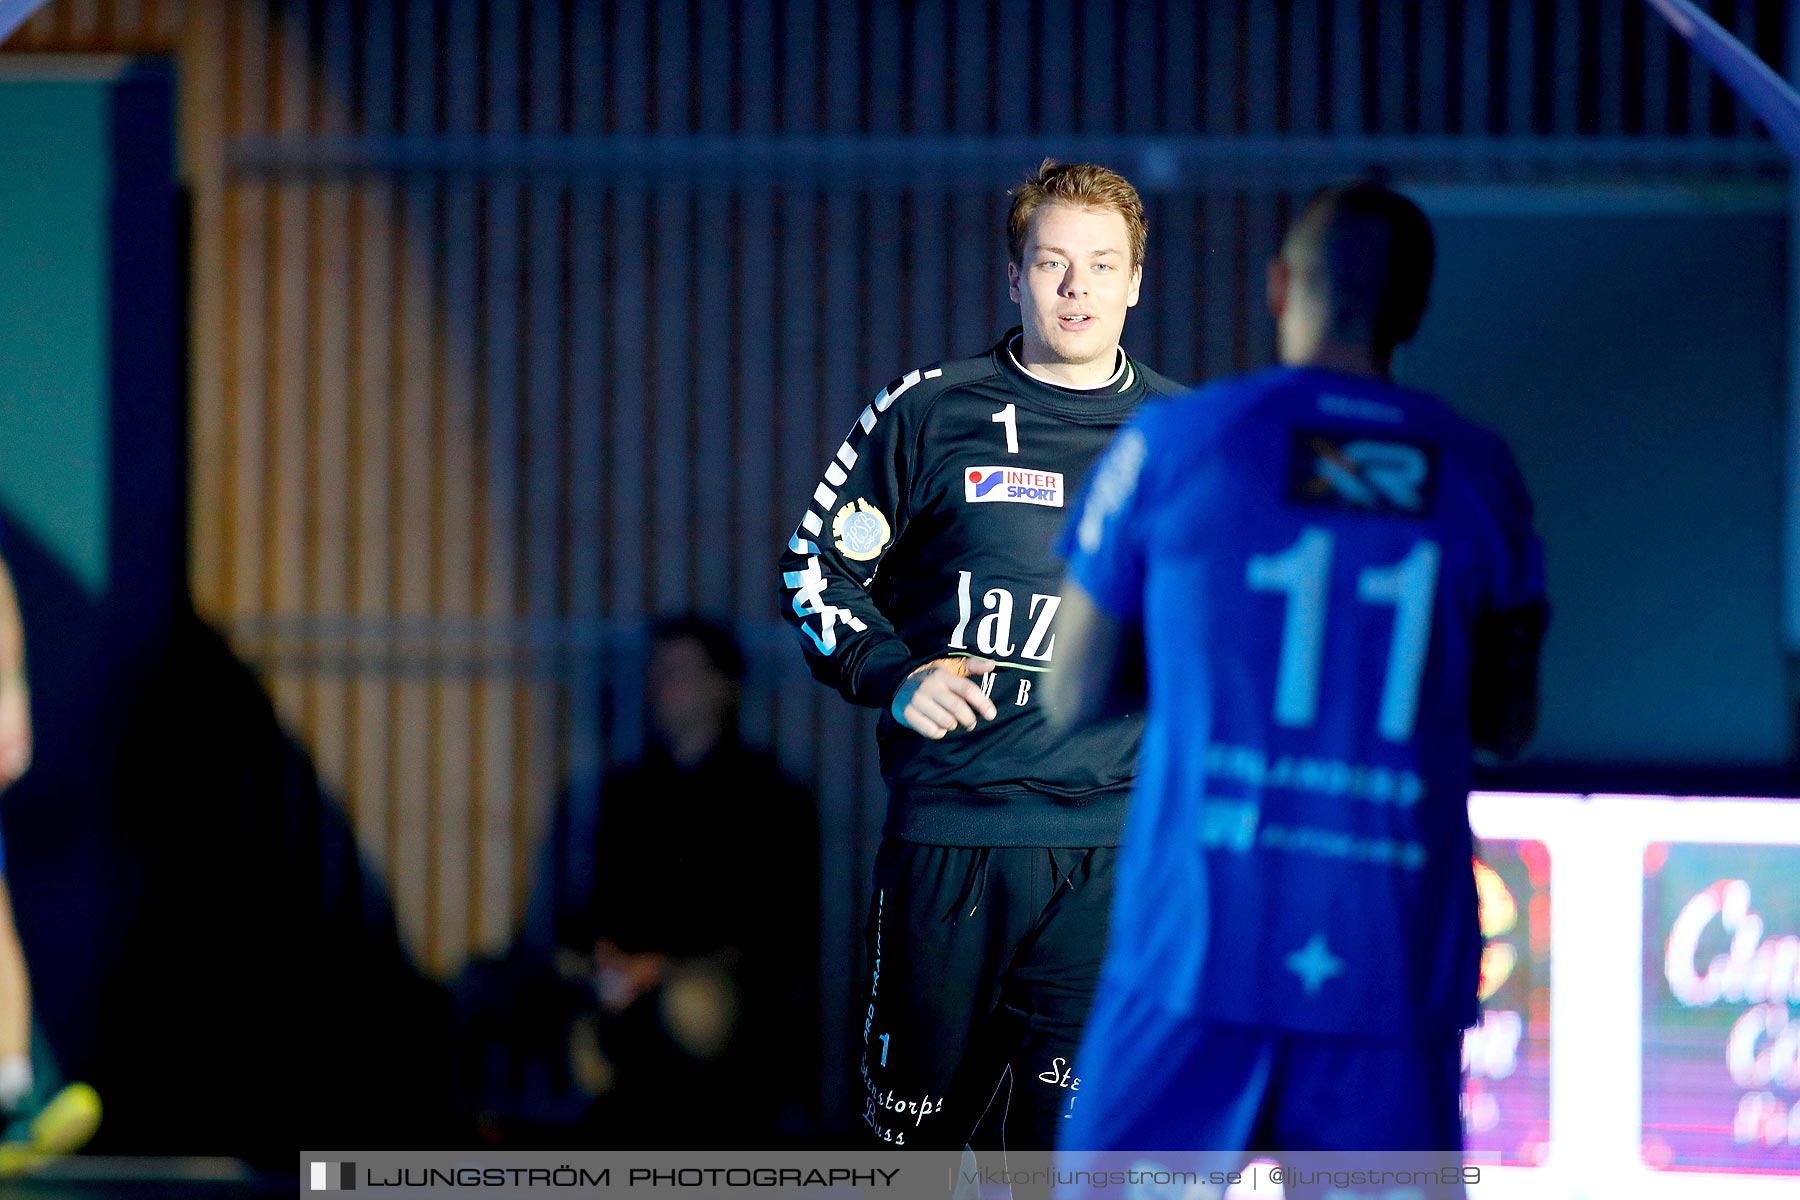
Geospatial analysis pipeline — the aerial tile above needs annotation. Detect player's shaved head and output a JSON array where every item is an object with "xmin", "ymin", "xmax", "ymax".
[{"xmin": 1280, "ymin": 181, "xmax": 1434, "ymax": 359}]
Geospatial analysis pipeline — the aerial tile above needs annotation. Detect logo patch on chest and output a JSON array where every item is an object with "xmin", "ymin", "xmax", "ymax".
[{"xmin": 963, "ymin": 466, "xmax": 1065, "ymax": 507}]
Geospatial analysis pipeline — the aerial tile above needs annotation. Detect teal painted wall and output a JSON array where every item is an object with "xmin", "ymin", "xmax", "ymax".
[{"xmin": 0, "ymin": 80, "xmax": 109, "ymax": 597}]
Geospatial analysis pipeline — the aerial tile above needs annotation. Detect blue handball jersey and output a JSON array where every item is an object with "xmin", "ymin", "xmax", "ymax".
[{"xmin": 1062, "ymin": 366, "xmax": 1544, "ymax": 1037}]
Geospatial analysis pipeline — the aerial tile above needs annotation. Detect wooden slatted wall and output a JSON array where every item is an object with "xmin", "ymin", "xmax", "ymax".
[{"xmin": 3, "ymin": 0, "xmax": 180, "ymax": 49}]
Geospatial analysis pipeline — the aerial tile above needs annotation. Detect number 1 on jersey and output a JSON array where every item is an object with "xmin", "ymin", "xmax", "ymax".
[
  {"xmin": 992, "ymin": 403, "xmax": 1018, "ymax": 454},
  {"xmin": 1245, "ymin": 529, "xmax": 1332, "ymax": 727},
  {"xmin": 1357, "ymin": 540, "xmax": 1440, "ymax": 741},
  {"xmin": 1245, "ymin": 528, "xmax": 1440, "ymax": 743}
]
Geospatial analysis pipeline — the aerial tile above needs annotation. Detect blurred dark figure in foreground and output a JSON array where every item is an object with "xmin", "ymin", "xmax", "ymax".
[
  {"xmin": 97, "ymin": 611, "xmax": 465, "ymax": 1165},
  {"xmin": 461, "ymin": 615, "xmax": 821, "ymax": 1147},
  {"xmin": 0, "ymin": 516, "xmax": 461, "ymax": 1174}
]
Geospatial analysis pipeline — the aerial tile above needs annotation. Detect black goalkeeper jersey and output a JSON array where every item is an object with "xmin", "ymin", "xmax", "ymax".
[{"xmin": 778, "ymin": 329, "xmax": 1187, "ymax": 847}]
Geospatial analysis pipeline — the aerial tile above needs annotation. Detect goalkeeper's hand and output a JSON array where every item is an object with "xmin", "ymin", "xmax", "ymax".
[{"xmin": 890, "ymin": 657, "xmax": 998, "ymax": 739}]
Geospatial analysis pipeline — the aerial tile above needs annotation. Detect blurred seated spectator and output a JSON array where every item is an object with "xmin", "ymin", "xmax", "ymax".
[{"xmin": 460, "ymin": 614, "xmax": 821, "ymax": 1148}]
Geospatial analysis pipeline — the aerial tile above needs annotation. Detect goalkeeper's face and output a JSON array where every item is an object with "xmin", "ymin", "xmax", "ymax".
[{"xmin": 1008, "ymin": 202, "xmax": 1142, "ymax": 374}]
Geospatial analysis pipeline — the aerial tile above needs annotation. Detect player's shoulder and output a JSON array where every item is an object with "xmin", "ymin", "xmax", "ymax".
[
  {"xmin": 1273, "ymin": 372, "xmax": 1523, "ymax": 473},
  {"xmin": 1130, "ymin": 360, "xmax": 1192, "ymax": 399},
  {"xmin": 1444, "ymin": 413, "xmax": 1533, "ymax": 504},
  {"xmin": 1136, "ymin": 367, "xmax": 1284, "ymax": 440},
  {"xmin": 1346, "ymin": 383, "xmax": 1534, "ymax": 509},
  {"xmin": 1382, "ymin": 387, "xmax": 1523, "ymax": 475},
  {"xmin": 1445, "ymin": 409, "xmax": 1521, "ymax": 463},
  {"xmin": 1212, "ymin": 367, "xmax": 1471, "ymax": 445},
  {"xmin": 869, "ymin": 348, "xmax": 1002, "ymax": 415},
  {"xmin": 1104, "ymin": 377, "xmax": 1254, "ymax": 498},
  {"xmin": 852, "ymin": 352, "xmax": 998, "ymax": 448}
]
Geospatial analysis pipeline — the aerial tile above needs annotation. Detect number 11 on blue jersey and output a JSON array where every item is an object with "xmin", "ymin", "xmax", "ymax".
[{"xmin": 1246, "ymin": 528, "xmax": 1440, "ymax": 743}]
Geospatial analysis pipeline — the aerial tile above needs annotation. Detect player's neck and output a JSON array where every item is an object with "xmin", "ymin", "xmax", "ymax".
[
  {"xmin": 1284, "ymin": 340, "xmax": 1391, "ymax": 381},
  {"xmin": 1011, "ymin": 335, "xmax": 1127, "ymax": 390}
]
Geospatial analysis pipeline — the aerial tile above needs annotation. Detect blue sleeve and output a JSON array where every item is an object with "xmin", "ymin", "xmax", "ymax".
[
  {"xmin": 1059, "ymin": 414, "xmax": 1157, "ymax": 622},
  {"xmin": 1483, "ymin": 436, "xmax": 1546, "ymax": 613}
]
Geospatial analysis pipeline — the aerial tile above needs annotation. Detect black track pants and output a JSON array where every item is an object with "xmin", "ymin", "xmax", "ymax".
[{"xmin": 856, "ymin": 838, "xmax": 1115, "ymax": 1152}]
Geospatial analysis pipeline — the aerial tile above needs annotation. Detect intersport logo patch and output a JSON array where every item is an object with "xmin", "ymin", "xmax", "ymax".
[{"xmin": 963, "ymin": 467, "xmax": 1065, "ymax": 507}]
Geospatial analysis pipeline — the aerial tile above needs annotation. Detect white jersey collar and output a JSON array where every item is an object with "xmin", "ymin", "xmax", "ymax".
[{"xmin": 1006, "ymin": 334, "xmax": 1128, "ymax": 392}]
